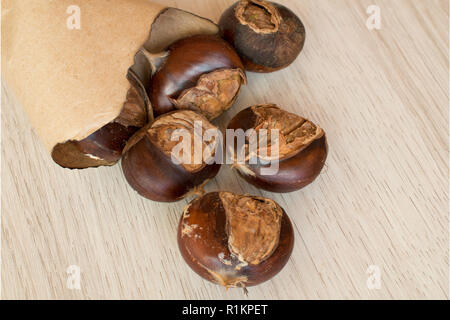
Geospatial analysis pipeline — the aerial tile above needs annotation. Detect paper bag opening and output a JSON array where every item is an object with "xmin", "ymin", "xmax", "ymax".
[{"xmin": 2, "ymin": 0, "xmax": 218, "ymax": 169}]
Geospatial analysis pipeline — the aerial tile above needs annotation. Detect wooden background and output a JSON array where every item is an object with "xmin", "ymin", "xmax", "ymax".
[{"xmin": 1, "ymin": 0, "xmax": 449, "ymax": 300}]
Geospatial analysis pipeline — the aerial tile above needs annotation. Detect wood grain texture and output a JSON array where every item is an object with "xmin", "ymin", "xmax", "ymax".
[{"xmin": 1, "ymin": 0, "xmax": 449, "ymax": 300}]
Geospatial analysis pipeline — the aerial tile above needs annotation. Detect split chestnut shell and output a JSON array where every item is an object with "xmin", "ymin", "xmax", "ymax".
[
  {"xmin": 227, "ymin": 104, "xmax": 328, "ymax": 193},
  {"xmin": 178, "ymin": 192, "xmax": 294, "ymax": 288},
  {"xmin": 149, "ymin": 34, "xmax": 246, "ymax": 119},
  {"xmin": 219, "ymin": 0, "xmax": 306, "ymax": 73},
  {"xmin": 122, "ymin": 110, "xmax": 221, "ymax": 202}
]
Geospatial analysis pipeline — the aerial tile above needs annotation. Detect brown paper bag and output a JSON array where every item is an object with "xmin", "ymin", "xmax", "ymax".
[{"xmin": 1, "ymin": 0, "xmax": 218, "ymax": 168}]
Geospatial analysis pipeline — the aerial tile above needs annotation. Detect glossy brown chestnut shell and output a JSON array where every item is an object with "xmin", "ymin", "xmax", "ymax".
[
  {"xmin": 227, "ymin": 104, "xmax": 328, "ymax": 193},
  {"xmin": 149, "ymin": 34, "xmax": 246, "ymax": 118},
  {"xmin": 177, "ymin": 192, "xmax": 294, "ymax": 288},
  {"xmin": 219, "ymin": 0, "xmax": 306, "ymax": 73},
  {"xmin": 122, "ymin": 110, "xmax": 221, "ymax": 202}
]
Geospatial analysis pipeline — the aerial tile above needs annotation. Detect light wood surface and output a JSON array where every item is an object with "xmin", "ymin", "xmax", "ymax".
[{"xmin": 1, "ymin": 0, "xmax": 449, "ymax": 300}]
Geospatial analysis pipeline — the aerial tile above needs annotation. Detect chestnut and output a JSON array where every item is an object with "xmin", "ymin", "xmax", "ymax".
[
  {"xmin": 51, "ymin": 72, "xmax": 150, "ymax": 169},
  {"xmin": 219, "ymin": 0, "xmax": 306, "ymax": 73},
  {"xmin": 122, "ymin": 110, "xmax": 221, "ymax": 202},
  {"xmin": 149, "ymin": 34, "xmax": 246, "ymax": 119},
  {"xmin": 177, "ymin": 192, "xmax": 294, "ymax": 289},
  {"xmin": 227, "ymin": 104, "xmax": 328, "ymax": 193}
]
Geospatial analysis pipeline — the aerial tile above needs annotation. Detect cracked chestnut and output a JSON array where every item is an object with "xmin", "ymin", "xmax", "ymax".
[
  {"xmin": 149, "ymin": 34, "xmax": 246, "ymax": 119},
  {"xmin": 121, "ymin": 110, "xmax": 221, "ymax": 202},
  {"xmin": 178, "ymin": 192, "xmax": 294, "ymax": 289},
  {"xmin": 219, "ymin": 0, "xmax": 306, "ymax": 73},
  {"xmin": 227, "ymin": 104, "xmax": 328, "ymax": 193},
  {"xmin": 52, "ymin": 73, "xmax": 149, "ymax": 169}
]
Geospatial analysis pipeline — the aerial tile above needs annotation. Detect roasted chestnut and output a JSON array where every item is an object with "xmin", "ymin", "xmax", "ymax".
[
  {"xmin": 227, "ymin": 104, "xmax": 328, "ymax": 193},
  {"xmin": 219, "ymin": 0, "xmax": 306, "ymax": 73},
  {"xmin": 122, "ymin": 110, "xmax": 221, "ymax": 202},
  {"xmin": 178, "ymin": 192, "xmax": 294, "ymax": 289},
  {"xmin": 149, "ymin": 34, "xmax": 246, "ymax": 119},
  {"xmin": 51, "ymin": 73, "xmax": 149, "ymax": 169}
]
